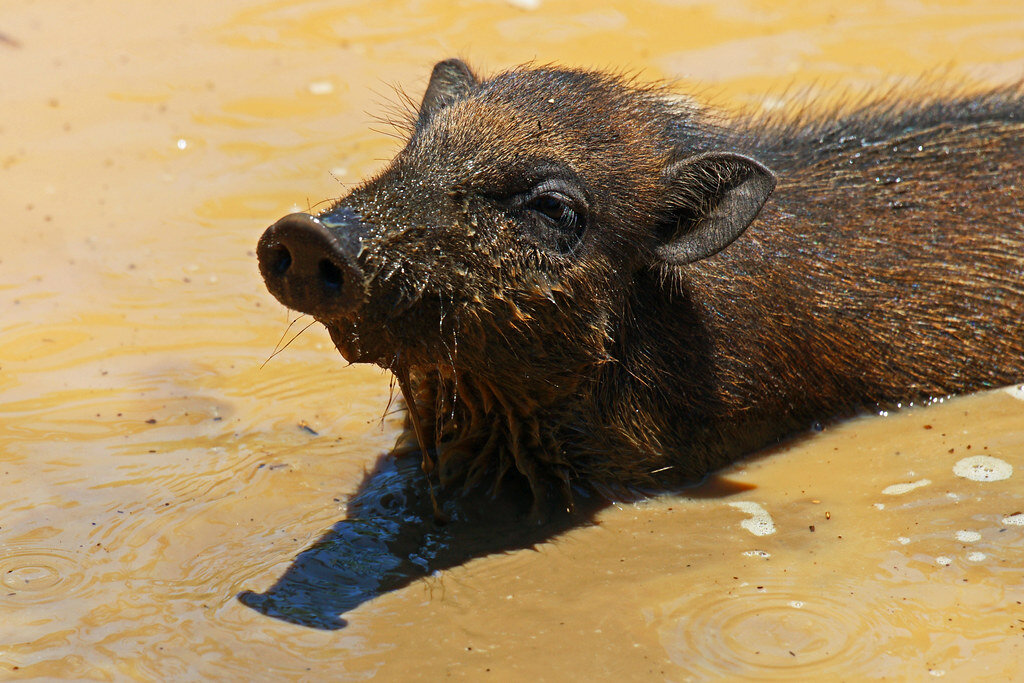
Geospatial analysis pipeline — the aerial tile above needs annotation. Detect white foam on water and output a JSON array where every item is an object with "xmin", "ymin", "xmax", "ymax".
[
  {"xmin": 1001, "ymin": 513, "xmax": 1024, "ymax": 526},
  {"xmin": 952, "ymin": 456, "xmax": 1012, "ymax": 482},
  {"xmin": 882, "ymin": 479, "xmax": 931, "ymax": 495},
  {"xmin": 955, "ymin": 530, "xmax": 981, "ymax": 543},
  {"xmin": 967, "ymin": 552, "xmax": 986, "ymax": 562},
  {"xmin": 935, "ymin": 556, "xmax": 952, "ymax": 566},
  {"xmin": 742, "ymin": 550, "xmax": 771, "ymax": 559},
  {"xmin": 727, "ymin": 502, "xmax": 776, "ymax": 536}
]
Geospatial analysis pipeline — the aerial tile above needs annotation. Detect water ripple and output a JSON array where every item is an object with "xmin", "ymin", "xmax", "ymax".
[
  {"xmin": 657, "ymin": 578, "xmax": 891, "ymax": 679},
  {"xmin": 1, "ymin": 547, "xmax": 84, "ymax": 604}
]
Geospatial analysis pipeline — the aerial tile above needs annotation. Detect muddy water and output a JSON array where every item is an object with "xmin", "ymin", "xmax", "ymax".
[{"xmin": 2, "ymin": 0, "xmax": 1023, "ymax": 679}]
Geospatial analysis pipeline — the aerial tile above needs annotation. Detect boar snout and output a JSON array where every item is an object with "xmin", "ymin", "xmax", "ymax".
[{"xmin": 257, "ymin": 208, "xmax": 368, "ymax": 318}]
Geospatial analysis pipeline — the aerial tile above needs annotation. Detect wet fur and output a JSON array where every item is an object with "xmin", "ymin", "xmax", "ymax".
[{"xmin": 312, "ymin": 64, "xmax": 1023, "ymax": 503}]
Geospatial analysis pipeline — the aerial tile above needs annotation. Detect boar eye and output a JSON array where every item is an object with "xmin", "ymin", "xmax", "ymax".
[
  {"xmin": 523, "ymin": 187, "xmax": 586, "ymax": 253},
  {"xmin": 529, "ymin": 193, "xmax": 577, "ymax": 224}
]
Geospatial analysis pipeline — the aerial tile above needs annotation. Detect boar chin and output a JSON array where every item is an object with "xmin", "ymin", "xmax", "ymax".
[{"xmin": 325, "ymin": 321, "xmax": 386, "ymax": 365}]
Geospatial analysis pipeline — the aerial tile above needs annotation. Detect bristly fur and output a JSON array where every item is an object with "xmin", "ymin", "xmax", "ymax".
[{"xmin": 263, "ymin": 61, "xmax": 1024, "ymax": 508}]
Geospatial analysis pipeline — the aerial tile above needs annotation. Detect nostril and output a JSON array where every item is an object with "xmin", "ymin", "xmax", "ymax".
[
  {"xmin": 259, "ymin": 211, "xmax": 366, "ymax": 315},
  {"xmin": 269, "ymin": 245, "xmax": 292, "ymax": 277},
  {"xmin": 318, "ymin": 258, "xmax": 344, "ymax": 294}
]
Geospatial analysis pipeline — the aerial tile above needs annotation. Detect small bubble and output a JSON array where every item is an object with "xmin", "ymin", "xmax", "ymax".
[{"xmin": 176, "ymin": 138, "xmax": 187, "ymax": 150}]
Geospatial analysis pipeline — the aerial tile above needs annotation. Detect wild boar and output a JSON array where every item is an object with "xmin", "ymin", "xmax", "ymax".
[{"xmin": 258, "ymin": 59, "xmax": 1024, "ymax": 507}]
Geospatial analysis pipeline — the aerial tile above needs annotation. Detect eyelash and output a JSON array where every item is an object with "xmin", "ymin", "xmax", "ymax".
[{"xmin": 527, "ymin": 193, "xmax": 581, "ymax": 233}]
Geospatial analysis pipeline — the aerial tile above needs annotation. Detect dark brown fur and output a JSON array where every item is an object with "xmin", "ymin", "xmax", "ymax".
[{"xmin": 258, "ymin": 60, "xmax": 1024, "ymax": 504}]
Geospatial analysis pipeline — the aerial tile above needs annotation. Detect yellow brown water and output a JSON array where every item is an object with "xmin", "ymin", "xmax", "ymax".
[{"xmin": 2, "ymin": 0, "xmax": 1023, "ymax": 678}]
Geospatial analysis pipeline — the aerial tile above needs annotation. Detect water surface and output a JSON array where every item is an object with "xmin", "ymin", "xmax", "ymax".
[{"xmin": 2, "ymin": 0, "xmax": 1023, "ymax": 678}]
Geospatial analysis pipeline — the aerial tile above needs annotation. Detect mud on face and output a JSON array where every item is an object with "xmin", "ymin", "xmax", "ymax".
[{"xmin": 258, "ymin": 59, "xmax": 775, "ymax": 502}]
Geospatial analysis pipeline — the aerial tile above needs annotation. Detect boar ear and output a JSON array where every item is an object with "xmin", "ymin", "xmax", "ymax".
[
  {"xmin": 418, "ymin": 59, "xmax": 478, "ymax": 125},
  {"xmin": 654, "ymin": 152, "xmax": 775, "ymax": 265}
]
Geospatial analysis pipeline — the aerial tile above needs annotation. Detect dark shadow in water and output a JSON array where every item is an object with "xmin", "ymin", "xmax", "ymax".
[
  {"xmin": 237, "ymin": 453, "xmax": 610, "ymax": 630},
  {"xmin": 236, "ymin": 430, "xmax": 775, "ymax": 632}
]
